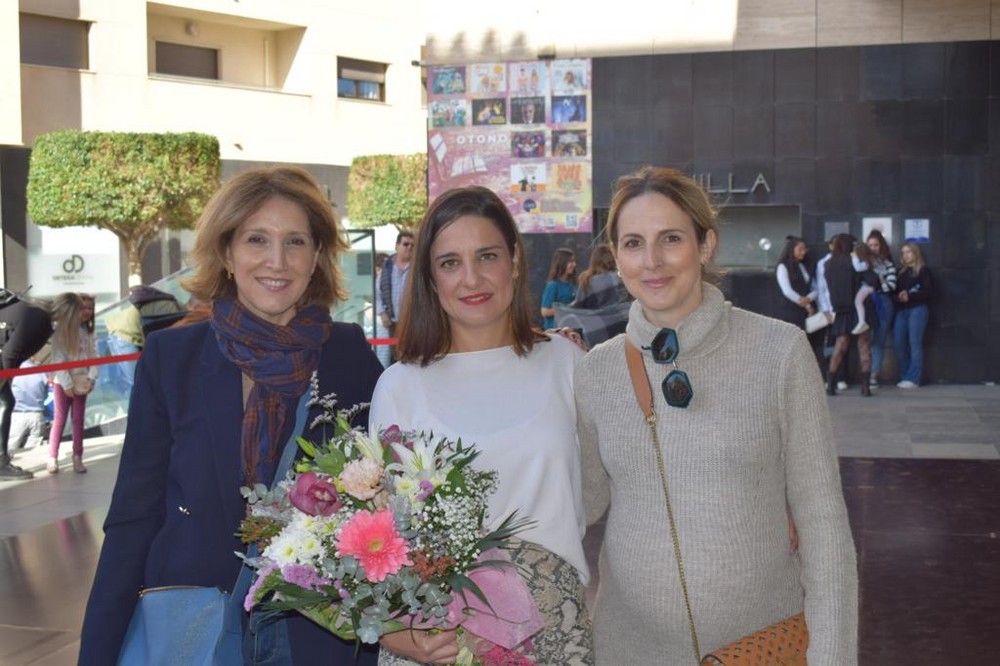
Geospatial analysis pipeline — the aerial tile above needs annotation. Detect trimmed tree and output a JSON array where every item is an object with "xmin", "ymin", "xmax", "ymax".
[
  {"xmin": 26, "ymin": 130, "xmax": 220, "ymax": 287},
  {"xmin": 346, "ymin": 153, "xmax": 427, "ymax": 230}
]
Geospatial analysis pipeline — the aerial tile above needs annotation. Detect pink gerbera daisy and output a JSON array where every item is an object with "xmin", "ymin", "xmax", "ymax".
[{"xmin": 336, "ymin": 509, "xmax": 412, "ymax": 582}]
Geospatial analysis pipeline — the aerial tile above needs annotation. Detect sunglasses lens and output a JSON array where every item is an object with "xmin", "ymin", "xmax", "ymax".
[
  {"xmin": 662, "ymin": 369, "xmax": 693, "ymax": 408},
  {"xmin": 650, "ymin": 328, "xmax": 679, "ymax": 364}
]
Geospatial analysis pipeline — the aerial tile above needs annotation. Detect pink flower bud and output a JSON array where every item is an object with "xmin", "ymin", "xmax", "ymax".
[{"xmin": 288, "ymin": 471, "xmax": 342, "ymax": 516}]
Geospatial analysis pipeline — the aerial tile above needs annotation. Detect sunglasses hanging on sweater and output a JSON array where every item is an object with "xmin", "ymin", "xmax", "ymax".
[{"xmin": 642, "ymin": 327, "xmax": 693, "ymax": 408}]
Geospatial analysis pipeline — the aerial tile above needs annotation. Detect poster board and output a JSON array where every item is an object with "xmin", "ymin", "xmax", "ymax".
[{"xmin": 426, "ymin": 59, "xmax": 593, "ymax": 233}]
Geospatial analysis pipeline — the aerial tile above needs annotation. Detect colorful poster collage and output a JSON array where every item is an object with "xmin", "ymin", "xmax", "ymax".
[{"xmin": 426, "ymin": 59, "xmax": 592, "ymax": 234}]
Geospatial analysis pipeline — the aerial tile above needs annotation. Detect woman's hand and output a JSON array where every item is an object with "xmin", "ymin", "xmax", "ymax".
[
  {"xmin": 548, "ymin": 327, "xmax": 588, "ymax": 351},
  {"xmin": 898, "ymin": 291, "xmax": 909, "ymax": 304},
  {"xmin": 380, "ymin": 628, "xmax": 459, "ymax": 664}
]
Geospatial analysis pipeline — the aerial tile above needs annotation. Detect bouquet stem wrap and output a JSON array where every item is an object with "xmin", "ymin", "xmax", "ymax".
[{"xmin": 446, "ymin": 547, "xmax": 544, "ymax": 651}]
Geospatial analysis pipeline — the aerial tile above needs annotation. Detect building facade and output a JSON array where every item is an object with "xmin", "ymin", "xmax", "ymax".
[
  {"xmin": 2, "ymin": 1, "xmax": 997, "ymax": 382},
  {"xmin": 1, "ymin": 0, "xmax": 426, "ymax": 303},
  {"xmin": 422, "ymin": 1, "xmax": 1000, "ymax": 384}
]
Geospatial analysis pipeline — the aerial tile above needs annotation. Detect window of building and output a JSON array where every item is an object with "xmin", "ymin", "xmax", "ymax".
[
  {"xmin": 714, "ymin": 205, "xmax": 801, "ymax": 268},
  {"xmin": 338, "ymin": 57, "xmax": 386, "ymax": 101},
  {"xmin": 154, "ymin": 42, "xmax": 219, "ymax": 80},
  {"xmin": 20, "ymin": 13, "xmax": 90, "ymax": 69}
]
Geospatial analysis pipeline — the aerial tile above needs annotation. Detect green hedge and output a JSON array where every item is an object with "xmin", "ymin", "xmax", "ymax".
[
  {"xmin": 346, "ymin": 153, "xmax": 427, "ymax": 229},
  {"xmin": 27, "ymin": 130, "xmax": 220, "ymax": 233}
]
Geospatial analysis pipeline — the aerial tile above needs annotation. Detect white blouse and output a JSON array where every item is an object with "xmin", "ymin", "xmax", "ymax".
[{"xmin": 369, "ymin": 336, "xmax": 589, "ymax": 583}]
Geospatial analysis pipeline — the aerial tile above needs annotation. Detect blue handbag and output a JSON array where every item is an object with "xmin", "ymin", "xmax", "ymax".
[{"xmin": 117, "ymin": 393, "xmax": 310, "ymax": 665}]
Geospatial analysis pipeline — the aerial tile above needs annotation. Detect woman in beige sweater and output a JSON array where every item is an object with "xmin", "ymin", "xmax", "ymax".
[{"xmin": 575, "ymin": 166, "xmax": 857, "ymax": 665}]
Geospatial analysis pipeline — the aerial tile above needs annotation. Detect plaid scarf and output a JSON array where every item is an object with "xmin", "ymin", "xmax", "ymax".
[{"xmin": 210, "ymin": 298, "xmax": 331, "ymax": 484}]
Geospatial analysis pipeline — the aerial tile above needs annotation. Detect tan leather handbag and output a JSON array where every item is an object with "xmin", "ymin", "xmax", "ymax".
[{"xmin": 700, "ymin": 613, "xmax": 808, "ymax": 665}]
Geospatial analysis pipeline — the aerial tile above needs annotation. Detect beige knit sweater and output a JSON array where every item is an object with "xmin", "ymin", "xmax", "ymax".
[{"xmin": 575, "ymin": 284, "xmax": 857, "ymax": 665}]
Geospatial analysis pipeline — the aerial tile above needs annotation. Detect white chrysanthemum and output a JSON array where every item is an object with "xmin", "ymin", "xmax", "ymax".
[
  {"xmin": 395, "ymin": 476, "xmax": 418, "ymax": 497},
  {"xmin": 263, "ymin": 531, "xmax": 301, "ymax": 567}
]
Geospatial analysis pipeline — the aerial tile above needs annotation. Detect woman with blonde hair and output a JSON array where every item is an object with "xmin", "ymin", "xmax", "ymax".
[
  {"xmin": 80, "ymin": 166, "xmax": 383, "ymax": 665},
  {"xmin": 47, "ymin": 292, "xmax": 97, "ymax": 474},
  {"xmin": 893, "ymin": 242, "xmax": 932, "ymax": 388},
  {"xmin": 576, "ymin": 166, "xmax": 856, "ymax": 664}
]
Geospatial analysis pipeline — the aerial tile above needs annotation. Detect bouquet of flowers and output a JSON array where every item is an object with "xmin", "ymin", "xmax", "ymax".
[{"xmin": 237, "ymin": 383, "xmax": 543, "ymax": 665}]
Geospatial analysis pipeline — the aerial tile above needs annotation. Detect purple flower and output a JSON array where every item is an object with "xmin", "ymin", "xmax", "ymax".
[
  {"xmin": 380, "ymin": 425, "xmax": 403, "ymax": 447},
  {"xmin": 281, "ymin": 563, "xmax": 330, "ymax": 593},
  {"xmin": 417, "ymin": 480, "xmax": 435, "ymax": 501},
  {"xmin": 288, "ymin": 471, "xmax": 342, "ymax": 517},
  {"xmin": 244, "ymin": 563, "xmax": 278, "ymax": 611}
]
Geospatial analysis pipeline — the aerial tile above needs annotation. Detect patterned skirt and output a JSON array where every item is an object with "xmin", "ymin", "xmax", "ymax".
[{"xmin": 379, "ymin": 539, "xmax": 593, "ymax": 666}]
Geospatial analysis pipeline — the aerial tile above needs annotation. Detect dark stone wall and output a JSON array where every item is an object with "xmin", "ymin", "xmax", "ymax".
[
  {"xmin": 589, "ymin": 41, "xmax": 1000, "ymax": 384},
  {"xmin": 0, "ymin": 147, "xmax": 32, "ymax": 291}
]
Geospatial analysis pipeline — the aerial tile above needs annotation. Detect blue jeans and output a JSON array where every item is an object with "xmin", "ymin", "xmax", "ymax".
[
  {"xmin": 106, "ymin": 333, "xmax": 140, "ymax": 395},
  {"xmin": 870, "ymin": 293, "xmax": 894, "ymax": 376},
  {"xmin": 893, "ymin": 304, "xmax": 929, "ymax": 384}
]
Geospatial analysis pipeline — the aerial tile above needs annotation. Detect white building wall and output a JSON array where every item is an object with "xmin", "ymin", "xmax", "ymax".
[
  {"xmin": 14, "ymin": 0, "xmax": 427, "ymax": 164},
  {"xmin": 1, "ymin": 2, "xmax": 22, "ymax": 145},
  {"xmin": 422, "ymin": 0, "xmax": 999, "ymax": 64}
]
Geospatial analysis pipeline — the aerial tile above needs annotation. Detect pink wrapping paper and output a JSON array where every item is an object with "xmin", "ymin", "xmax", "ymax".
[{"xmin": 445, "ymin": 548, "xmax": 544, "ymax": 649}]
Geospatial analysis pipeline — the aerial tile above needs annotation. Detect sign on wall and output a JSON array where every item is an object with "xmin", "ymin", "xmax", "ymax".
[
  {"xmin": 426, "ymin": 58, "xmax": 592, "ymax": 234},
  {"xmin": 904, "ymin": 218, "xmax": 930, "ymax": 243},
  {"xmin": 27, "ymin": 226, "xmax": 121, "ymax": 307},
  {"xmin": 862, "ymin": 216, "xmax": 893, "ymax": 245}
]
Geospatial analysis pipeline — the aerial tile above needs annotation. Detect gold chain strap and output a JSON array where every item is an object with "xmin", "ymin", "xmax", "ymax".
[
  {"xmin": 643, "ymin": 412, "xmax": 702, "ymax": 664},
  {"xmin": 625, "ymin": 340, "xmax": 702, "ymax": 664}
]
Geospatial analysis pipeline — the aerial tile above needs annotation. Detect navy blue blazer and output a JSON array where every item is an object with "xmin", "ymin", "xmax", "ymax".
[{"xmin": 79, "ymin": 320, "xmax": 382, "ymax": 665}]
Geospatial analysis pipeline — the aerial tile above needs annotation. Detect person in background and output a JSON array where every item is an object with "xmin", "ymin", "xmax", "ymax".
[
  {"xmin": 571, "ymin": 244, "xmax": 629, "ymax": 309},
  {"xmin": 540, "ymin": 247, "xmax": 577, "ymax": 329},
  {"xmin": 849, "ymin": 241, "xmax": 879, "ymax": 335},
  {"xmin": 46, "ymin": 293, "xmax": 98, "ymax": 474},
  {"xmin": 10, "ymin": 354, "xmax": 50, "ymax": 452},
  {"xmin": 893, "ymin": 242, "xmax": 932, "ymax": 389},
  {"xmin": 0, "ymin": 289, "xmax": 53, "ymax": 480},
  {"xmin": 774, "ymin": 235, "xmax": 816, "ymax": 329},
  {"xmin": 576, "ymin": 167, "xmax": 856, "ymax": 665},
  {"xmin": 814, "ymin": 237, "xmax": 847, "ymax": 387},
  {"xmin": 370, "ymin": 185, "xmax": 593, "ymax": 665},
  {"xmin": 379, "ymin": 231, "xmax": 415, "ymax": 362},
  {"xmin": 103, "ymin": 285, "xmax": 183, "ymax": 396},
  {"xmin": 822, "ymin": 235, "xmax": 874, "ymax": 397},
  {"xmin": 865, "ymin": 230, "xmax": 896, "ymax": 388},
  {"xmin": 372, "ymin": 251, "xmax": 392, "ymax": 368},
  {"xmin": 555, "ymin": 244, "xmax": 631, "ymax": 349},
  {"xmin": 79, "ymin": 166, "xmax": 383, "ymax": 665}
]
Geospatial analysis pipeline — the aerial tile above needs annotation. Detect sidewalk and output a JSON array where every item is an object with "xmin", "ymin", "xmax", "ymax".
[
  {"xmin": 2, "ymin": 383, "xmax": 995, "ymax": 537},
  {"xmin": 0, "ymin": 435, "xmax": 124, "ymax": 537}
]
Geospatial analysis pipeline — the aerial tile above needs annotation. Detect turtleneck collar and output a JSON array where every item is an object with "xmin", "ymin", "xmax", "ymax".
[{"xmin": 625, "ymin": 282, "xmax": 729, "ymax": 360}]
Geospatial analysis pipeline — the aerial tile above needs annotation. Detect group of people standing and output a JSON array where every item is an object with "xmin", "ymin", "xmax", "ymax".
[
  {"xmin": 775, "ymin": 229, "xmax": 932, "ymax": 394},
  {"xmin": 0, "ymin": 290, "xmax": 100, "ymax": 479},
  {"xmin": 78, "ymin": 165, "xmax": 857, "ymax": 664}
]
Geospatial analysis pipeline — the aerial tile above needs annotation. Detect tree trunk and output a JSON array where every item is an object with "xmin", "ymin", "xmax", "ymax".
[{"xmin": 124, "ymin": 233, "xmax": 152, "ymax": 288}]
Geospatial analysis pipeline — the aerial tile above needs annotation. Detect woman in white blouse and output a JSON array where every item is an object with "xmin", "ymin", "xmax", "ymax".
[{"xmin": 369, "ymin": 186, "xmax": 593, "ymax": 666}]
